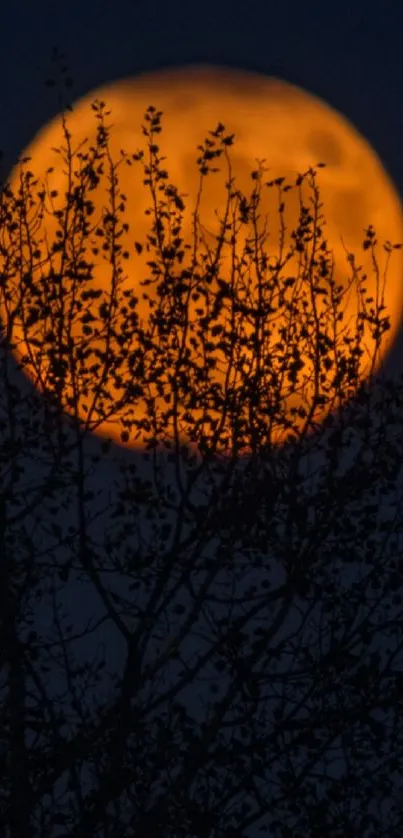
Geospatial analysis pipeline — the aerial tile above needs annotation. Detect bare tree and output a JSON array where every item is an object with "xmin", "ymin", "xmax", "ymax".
[{"xmin": 1, "ymin": 53, "xmax": 403, "ymax": 837}]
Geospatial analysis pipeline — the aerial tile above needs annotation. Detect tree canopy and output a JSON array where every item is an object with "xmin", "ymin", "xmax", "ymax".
[{"xmin": 1, "ymin": 61, "xmax": 403, "ymax": 837}]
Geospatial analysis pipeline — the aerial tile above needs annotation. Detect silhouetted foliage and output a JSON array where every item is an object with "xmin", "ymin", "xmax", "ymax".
[{"xmin": 1, "ymin": 57, "xmax": 403, "ymax": 838}]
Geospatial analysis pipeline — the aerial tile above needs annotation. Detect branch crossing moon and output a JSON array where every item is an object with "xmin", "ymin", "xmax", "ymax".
[{"xmin": 2, "ymin": 66, "xmax": 403, "ymax": 452}]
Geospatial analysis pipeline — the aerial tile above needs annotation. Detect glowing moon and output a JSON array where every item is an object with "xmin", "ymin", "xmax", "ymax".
[{"xmin": 2, "ymin": 65, "xmax": 403, "ymax": 454}]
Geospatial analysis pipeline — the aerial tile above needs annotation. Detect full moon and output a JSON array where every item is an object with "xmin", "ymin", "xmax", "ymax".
[{"xmin": 2, "ymin": 65, "xmax": 403, "ymax": 454}]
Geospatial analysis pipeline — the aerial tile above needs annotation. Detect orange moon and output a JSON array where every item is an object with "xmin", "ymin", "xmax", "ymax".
[{"xmin": 2, "ymin": 65, "xmax": 403, "ymax": 454}]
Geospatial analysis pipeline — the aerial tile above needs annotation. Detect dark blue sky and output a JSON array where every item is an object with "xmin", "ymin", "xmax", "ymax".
[
  {"xmin": 2, "ymin": 5, "xmax": 403, "ymax": 830},
  {"xmin": 2, "ymin": 0, "xmax": 402, "ymax": 374},
  {"xmin": 1, "ymin": 0, "xmax": 402, "ymax": 199}
]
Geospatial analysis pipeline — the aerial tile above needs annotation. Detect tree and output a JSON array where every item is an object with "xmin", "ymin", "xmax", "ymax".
[{"xmin": 1, "ymin": 55, "xmax": 403, "ymax": 837}]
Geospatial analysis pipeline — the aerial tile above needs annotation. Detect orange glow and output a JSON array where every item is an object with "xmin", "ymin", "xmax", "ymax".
[{"xmin": 2, "ymin": 66, "xmax": 403, "ymax": 455}]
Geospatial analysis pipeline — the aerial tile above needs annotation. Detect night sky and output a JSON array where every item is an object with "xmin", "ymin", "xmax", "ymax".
[
  {"xmin": 1, "ymin": 0, "xmax": 403, "ymax": 635},
  {"xmin": 1, "ymin": 8, "xmax": 402, "ymax": 615},
  {"xmin": 1, "ymin": 0, "xmax": 402, "ymax": 195},
  {"xmin": 1, "ymin": 2, "xmax": 403, "ymax": 831},
  {"xmin": 2, "ymin": 0, "xmax": 403, "ymax": 367},
  {"xmin": 0, "ymin": 0, "xmax": 403, "ymax": 370}
]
